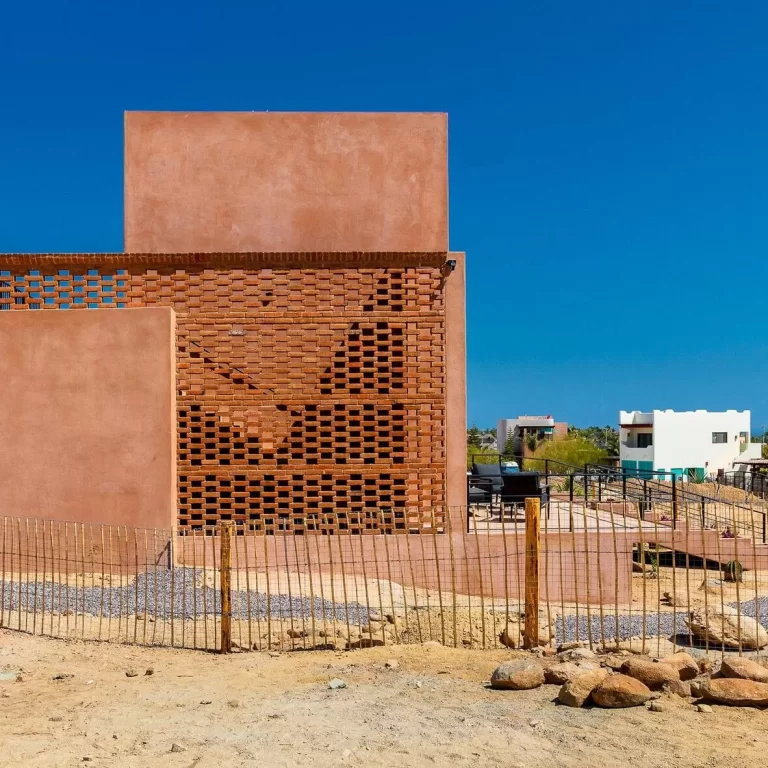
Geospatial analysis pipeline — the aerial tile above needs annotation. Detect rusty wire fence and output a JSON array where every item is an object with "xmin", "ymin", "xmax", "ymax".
[{"xmin": 1, "ymin": 495, "xmax": 767, "ymax": 656}]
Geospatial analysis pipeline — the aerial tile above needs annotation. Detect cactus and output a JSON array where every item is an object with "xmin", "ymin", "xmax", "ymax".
[{"xmin": 724, "ymin": 560, "xmax": 744, "ymax": 583}]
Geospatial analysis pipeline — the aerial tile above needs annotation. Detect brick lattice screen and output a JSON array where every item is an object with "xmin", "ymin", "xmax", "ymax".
[{"xmin": 0, "ymin": 253, "xmax": 448, "ymax": 533}]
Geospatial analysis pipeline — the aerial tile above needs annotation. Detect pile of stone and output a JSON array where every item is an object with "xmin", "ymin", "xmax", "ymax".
[{"xmin": 489, "ymin": 642, "xmax": 768, "ymax": 710}]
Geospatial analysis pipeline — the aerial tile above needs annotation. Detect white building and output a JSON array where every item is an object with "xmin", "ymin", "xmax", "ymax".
[
  {"xmin": 497, "ymin": 416, "xmax": 564, "ymax": 456},
  {"xmin": 618, "ymin": 409, "xmax": 762, "ymax": 480}
]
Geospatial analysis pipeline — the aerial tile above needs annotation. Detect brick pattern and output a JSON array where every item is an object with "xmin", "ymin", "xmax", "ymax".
[{"xmin": 0, "ymin": 255, "xmax": 447, "ymax": 534}]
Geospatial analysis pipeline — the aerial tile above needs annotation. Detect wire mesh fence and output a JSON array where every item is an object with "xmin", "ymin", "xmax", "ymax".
[{"xmin": 1, "ymin": 496, "xmax": 767, "ymax": 656}]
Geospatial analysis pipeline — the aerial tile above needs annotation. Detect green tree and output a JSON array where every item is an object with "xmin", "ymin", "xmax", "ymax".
[
  {"xmin": 569, "ymin": 425, "xmax": 619, "ymax": 455},
  {"xmin": 526, "ymin": 436, "xmax": 608, "ymax": 472},
  {"xmin": 502, "ymin": 434, "xmax": 515, "ymax": 457},
  {"xmin": 467, "ymin": 443, "xmax": 497, "ymax": 469},
  {"xmin": 467, "ymin": 423, "xmax": 482, "ymax": 449}
]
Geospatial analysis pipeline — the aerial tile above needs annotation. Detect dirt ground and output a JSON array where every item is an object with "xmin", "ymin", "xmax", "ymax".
[{"xmin": 1, "ymin": 632, "xmax": 767, "ymax": 768}]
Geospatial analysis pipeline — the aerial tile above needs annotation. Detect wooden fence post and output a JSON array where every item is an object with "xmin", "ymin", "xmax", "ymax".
[
  {"xmin": 220, "ymin": 522, "xmax": 233, "ymax": 654},
  {"xmin": 524, "ymin": 497, "xmax": 541, "ymax": 649}
]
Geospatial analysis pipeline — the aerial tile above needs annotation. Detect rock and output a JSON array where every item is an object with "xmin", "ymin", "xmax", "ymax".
[
  {"xmin": 662, "ymin": 590, "xmax": 689, "ymax": 606},
  {"xmin": 541, "ymin": 646, "xmax": 557, "ymax": 658},
  {"xmin": 489, "ymin": 660, "xmax": 545, "ymax": 691},
  {"xmin": 82, "ymin": 758, "xmax": 93, "ymax": 763},
  {"xmin": 701, "ymin": 678, "xmax": 768, "ymax": 707},
  {"xmin": 648, "ymin": 701, "xmax": 666, "ymax": 712},
  {"xmin": 592, "ymin": 674, "xmax": 653, "ymax": 708},
  {"xmin": 144, "ymin": 668, "xmax": 154, "ymax": 677},
  {"xmin": 557, "ymin": 668, "xmax": 610, "ymax": 707},
  {"xmin": 600, "ymin": 655, "xmax": 627, "ymax": 672},
  {"xmin": 662, "ymin": 652, "xmax": 698, "ymax": 681},
  {"xmin": 171, "ymin": 742, "xmax": 187, "ymax": 753},
  {"xmin": 125, "ymin": 669, "xmax": 139, "ymax": 678},
  {"xmin": 558, "ymin": 647, "xmax": 596, "ymax": 663},
  {"xmin": 695, "ymin": 703, "xmax": 713, "ymax": 713},
  {"xmin": 663, "ymin": 679, "xmax": 692, "ymax": 698},
  {"xmin": 544, "ymin": 662, "xmax": 598, "ymax": 686},
  {"xmin": 557, "ymin": 641, "xmax": 586, "ymax": 653},
  {"xmin": 689, "ymin": 677, "xmax": 711, "ymax": 698},
  {"xmin": 698, "ymin": 656, "xmax": 713, "ymax": 674},
  {"xmin": 415, "ymin": 681, "xmax": 423, "ymax": 689},
  {"xmin": 620, "ymin": 657, "xmax": 679, "ymax": 690},
  {"xmin": 384, "ymin": 659, "xmax": 399, "ymax": 670},
  {"xmin": 499, "ymin": 619, "xmax": 554, "ymax": 648},
  {"xmin": 346, "ymin": 637, "xmax": 385, "ymax": 649},
  {"xmin": 422, "ymin": 640, "xmax": 442, "ymax": 647},
  {"xmin": 633, "ymin": 561, "xmax": 651, "ymax": 574},
  {"xmin": 328, "ymin": 678, "xmax": 347, "ymax": 690},
  {"xmin": 49, "ymin": 716, "xmax": 64, "ymax": 722},
  {"xmin": 368, "ymin": 611, "xmax": 383, "ymax": 623},
  {"xmin": 498, "ymin": 624, "xmax": 523, "ymax": 649},
  {"xmin": 52, "ymin": 673, "xmax": 74, "ymax": 681},
  {"xmin": 0, "ymin": 672, "xmax": 19, "ymax": 682},
  {"xmin": 227, "ymin": 700, "xmax": 240, "ymax": 708},
  {"xmin": 720, "ymin": 657, "xmax": 768, "ymax": 683},
  {"xmin": 699, "ymin": 578, "xmax": 724, "ymax": 594},
  {"xmin": 287, "ymin": 628, "xmax": 308, "ymax": 639},
  {"xmin": 608, "ymin": 637, "xmax": 676, "ymax": 657},
  {"xmin": 199, "ymin": 699, "xmax": 212, "ymax": 705},
  {"xmin": 686, "ymin": 606, "xmax": 768, "ymax": 649}
]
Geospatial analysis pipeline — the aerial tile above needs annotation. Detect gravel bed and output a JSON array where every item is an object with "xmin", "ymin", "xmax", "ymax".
[
  {"xmin": 555, "ymin": 612, "xmax": 690, "ymax": 645},
  {"xmin": 556, "ymin": 599, "xmax": 768, "ymax": 645},
  {"xmin": 0, "ymin": 569, "xmax": 370, "ymax": 625},
  {"xmin": 734, "ymin": 596, "xmax": 768, "ymax": 627}
]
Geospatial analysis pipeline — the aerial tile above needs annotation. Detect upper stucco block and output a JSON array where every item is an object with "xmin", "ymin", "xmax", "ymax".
[{"xmin": 124, "ymin": 111, "xmax": 448, "ymax": 253}]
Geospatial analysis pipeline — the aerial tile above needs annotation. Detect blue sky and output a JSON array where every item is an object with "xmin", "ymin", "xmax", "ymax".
[{"xmin": 1, "ymin": 1, "xmax": 767, "ymax": 430}]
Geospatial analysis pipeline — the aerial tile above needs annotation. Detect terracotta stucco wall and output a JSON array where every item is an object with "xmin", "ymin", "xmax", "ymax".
[
  {"xmin": 0, "ymin": 253, "xmax": 448, "ymax": 532},
  {"xmin": 0, "ymin": 307, "xmax": 176, "ymax": 529},
  {"xmin": 124, "ymin": 112, "xmax": 448, "ymax": 253}
]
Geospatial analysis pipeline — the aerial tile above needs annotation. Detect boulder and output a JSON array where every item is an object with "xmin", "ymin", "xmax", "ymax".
[
  {"xmin": 347, "ymin": 637, "xmax": 386, "ymax": 649},
  {"xmin": 686, "ymin": 606, "xmax": 768, "ymax": 650},
  {"xmin": 603, "ymin": 636, "xmax": 676, "ymax": 657},
  {"xmin": 663, "ymin": 679, "xmax": 692, "ymax": 698},
  {"xmin": 662, "ymin": 652, "xmax": 699, "ymax": 681},
  {"xmin": 498, "ymin": 624, "xmax": 523, "ymax": 649},
  {"xmin": 490, "ymin": 660, "xmax": 545, "ymax": 691},
  {"xmin": 557, "ymin": 641, "xmax": 586, "ymax": 653},
  {"xmin": 499, "ymin": 620, "xmax": 554, "ymax": 649},
  {"xmin": 544, "ymin": 662, "xmax": 598, "ymax": 686},
  {"xmin": 557, "ymin": 668, "xmax": 610, "ymax": 708},
  {"xmin": 689, "ymin": 677, "xmax": 711, "ymax": 699},
  {"xmin": 620, "ymin": 657, "xmax": 679, "ymax": 690},
  {"xmin": 591, "ymin": 674, "xmax": 653, "ymax": 708},
  {"xmin": 720, "ymin": 657, "xmax": 768, "ymax": 683},
  {"xmin": 701, "ymin": 678, "xmax": 768, "ymax": 707},
  {"xmin": 662, "ymin": 590, "xmax": 689, "ymax": 606},
  {"xmin": 558, "ymin": 647, "xmax": 596, "ymax": 663},
  {"xmin": 600, "ymin": 655, "xmax": 627, "ymax": 672}
]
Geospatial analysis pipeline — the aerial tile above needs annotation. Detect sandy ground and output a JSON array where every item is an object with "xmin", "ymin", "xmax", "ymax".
[{"xmin": 1, "ymin": 631, "xmax": 767, "ymax": 768}]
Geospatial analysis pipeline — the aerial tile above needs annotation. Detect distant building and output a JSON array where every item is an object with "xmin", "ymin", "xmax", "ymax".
[
  {"xmin": 497, "ymin": 416, "xmax": 568, "ymax": 458},
  {"xmin": 479, "ymin": 432, "xmax": 497, "ymax": 451},
  {"xmin": 619, "ymin": 409, "xmax": 762, "ymax": 479}
]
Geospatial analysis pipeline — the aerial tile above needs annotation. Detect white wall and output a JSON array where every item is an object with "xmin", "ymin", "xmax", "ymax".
[{"xmin": 651, "ymin": 410, "xmax": 752, "ymax": 474}]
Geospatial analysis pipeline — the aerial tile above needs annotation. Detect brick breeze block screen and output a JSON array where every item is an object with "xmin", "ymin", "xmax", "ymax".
[{"xmin": 0, "ymin": 253, "xmax": 448, "ymax": 534}]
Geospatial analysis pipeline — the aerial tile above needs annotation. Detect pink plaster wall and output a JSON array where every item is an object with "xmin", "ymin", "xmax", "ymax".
[
  {"xmin": 0, "ymin": 308, "xmax": 177, "ymax": 530},
  {"xmin": 124, "ymin": 111, "xmax": 448, "ymax": 253}
]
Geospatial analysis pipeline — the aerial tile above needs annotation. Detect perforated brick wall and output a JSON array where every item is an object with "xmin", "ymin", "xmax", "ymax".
[{"xmin": 0, "ymin": 253, "xmax": 448, "ymax": 534}]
